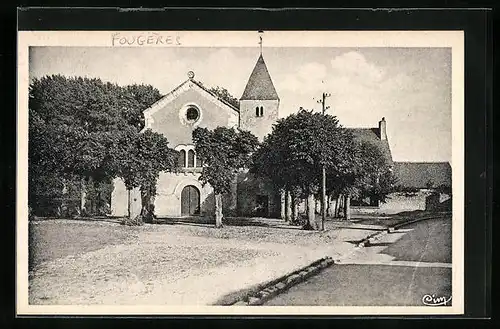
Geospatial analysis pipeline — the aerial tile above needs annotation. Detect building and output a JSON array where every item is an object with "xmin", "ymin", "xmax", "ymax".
[
  {"xmin": 351, "ymin": 161, "xmax": 452, "ymax": 215},
  {"xmin": 349, "ymin": 118, "xmax": 394, "ymax": 207},
  {"xmin": 111, "ymin": 50, "xmax": 395, "ymax": 219},
  {"xmin": 393, "ymin": 162, "xmax": 452, "ymax": 189}
]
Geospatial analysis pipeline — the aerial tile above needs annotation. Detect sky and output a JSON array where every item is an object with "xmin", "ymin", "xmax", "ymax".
[{"xmin": 29, "ymin": 46, "xmax": 452, "ymax": 163}]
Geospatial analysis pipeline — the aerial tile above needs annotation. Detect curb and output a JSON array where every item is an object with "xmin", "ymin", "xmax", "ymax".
[
  {"xmin": 390, "ymin": 214, "xmax": 448, "ymax": 231},
  {"xmin": 356, "ymin": 214, "xmax": 449, "ymax": 248},
  {"xmin": 230, "ymin": 257, "xmax": 335, "ymax": 306}
]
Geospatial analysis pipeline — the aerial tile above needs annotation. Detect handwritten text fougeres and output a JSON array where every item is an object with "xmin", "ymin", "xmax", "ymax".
[{"xmin": 112, "ymin": 33, "xmax": 181, "ymax": 46}]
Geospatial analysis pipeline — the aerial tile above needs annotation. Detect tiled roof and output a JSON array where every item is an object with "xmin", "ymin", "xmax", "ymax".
[
  {"xmin": 393, "ymin": 162, "xmax": 452, "ymax": 188},
  {"xmin": 348, "ymin": 128, "xmax": 393, "ymax": 167},
  {"xmin": 240, "ymin": 55, "xmax": 279, "ymax": 101}
]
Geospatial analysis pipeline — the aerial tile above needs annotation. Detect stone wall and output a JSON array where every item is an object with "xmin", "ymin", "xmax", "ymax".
[{"xmin": 239, "ymin": 99, "xmax": 279, "ymax": 141}]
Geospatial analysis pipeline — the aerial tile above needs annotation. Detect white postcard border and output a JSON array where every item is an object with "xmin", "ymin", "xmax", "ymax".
[{"xmin": 17, "ymin": 30, "xmax": 465, "ymax": 316}]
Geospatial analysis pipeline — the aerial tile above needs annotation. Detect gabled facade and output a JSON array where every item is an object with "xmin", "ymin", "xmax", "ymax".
[{"xmin": 111, "ymin": 72, "xmax": 239, "ymax": 218}]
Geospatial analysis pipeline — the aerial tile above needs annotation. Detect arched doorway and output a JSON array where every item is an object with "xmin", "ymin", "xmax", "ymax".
[{"xmin": 181, "ymin": 185, "xmax": 200, "ymax": 216}]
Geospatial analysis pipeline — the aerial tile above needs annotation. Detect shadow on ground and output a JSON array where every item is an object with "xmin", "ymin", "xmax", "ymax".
[
  {"xmin": 154, "ymin": 216, "xmax": 306, "ymax": 231},
  {"xmin": 156, "ymin": 216, "xmax": 271, "ymax": 227},
  {"xmin": 380, "ymin": 217, "xmax": 452, "ymax": 263}
]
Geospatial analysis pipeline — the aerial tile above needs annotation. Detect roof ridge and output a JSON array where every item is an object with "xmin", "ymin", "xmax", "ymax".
[
  {"xmin": 144, "ymin": 77, "xmax": 239, "ymax": 115},
  {"xmin": 142, "ymin": 78, "xmax": 191, "ymax": 112}
]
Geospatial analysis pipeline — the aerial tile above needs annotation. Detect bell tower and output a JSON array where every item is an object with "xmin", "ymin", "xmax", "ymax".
[{"xmin": 239, "ymin": 32, "xmax": 280, "ymax": 141}]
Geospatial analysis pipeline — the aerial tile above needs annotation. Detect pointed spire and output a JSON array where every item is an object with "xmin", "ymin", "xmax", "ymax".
[
  {"xmin": 240, "ymin": 55, "xmax": 279, "ymax": 100},
  {"xmin": 240, "ymin": 35, "xmax": 279, "ymax": 101}
]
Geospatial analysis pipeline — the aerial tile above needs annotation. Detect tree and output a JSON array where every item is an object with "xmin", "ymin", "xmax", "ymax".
[
  {"xmin": 28, "ymin": 75, "xmax": 163, "ymax": 216},
  {"xmin": 114, "ymin": 129, "xmax": 178, "ymax": 222},
  {"xmin": 124, "ymin": 84, "xmax": 163, "ymax": 130},
  {"xmin": 251, "ymin": 109, "xmax": 354, "ymax": 230},
  {"xmin": 330, "ymin": 140, "xmax": 396, "ymax": 220},
  {"xmin": 135, "ymin": 129, "xmax": 178, "ymax": 221},
  {"xmin": 192, "ymin": 127, "xmax": 259, "ymax": 228},
  {"xmin": 208, "ymin": 86, "xmax": 240, "ymax": 109}
]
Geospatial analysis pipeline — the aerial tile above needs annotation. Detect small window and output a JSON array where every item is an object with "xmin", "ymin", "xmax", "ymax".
[
  {"xmin": 178, "ymin": 150, "xmax": 186, "ymax": 168},
  {"xmin": 187, "ymin": 150, "xmax": 195, "ymax": 167},
  {"xmin": 256, "ymin": 106, "xmax": 264, "ymax": 117}
]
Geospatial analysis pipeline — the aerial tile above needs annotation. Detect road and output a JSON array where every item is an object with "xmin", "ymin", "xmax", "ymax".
[{"xmin": 264, "ymin": 217, "xmax": 452, "ymax": 306}]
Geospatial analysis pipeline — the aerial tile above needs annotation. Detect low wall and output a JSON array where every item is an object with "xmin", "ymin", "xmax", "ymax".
[{"xmin": 351, "ymin": 191, "xmax": 451, "ymax": 215}]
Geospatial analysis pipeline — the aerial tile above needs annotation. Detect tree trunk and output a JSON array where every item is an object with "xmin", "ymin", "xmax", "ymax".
[
  {"xmin": 141, "ymin": 189, "xmax": 148, "ymax": 217},
  {"xmin": 141, "ymin": 188, "xmax": 156, "ymax": 223},
  {"xmin": 285, "ymin": 190, "xmax": 292, "ymax": 222},
  {"xmin": 307, "ymin": 193, "xmax": 320, "ymax": 230},
  {"xmin": 344, "ymin": 194, "xmax": 351, "ymax": 221},
  {"xmin": 96, "ymin": 188, "xmax": 102, "ymax": 215},
  {"xmin": 305, "ymin": 195, "xmax": 310, "ymax": 218},
  {"xmin": 60, "ymin": 178, "xmax": 68, "ymax": 217},
  {"xmin": 338, "ymin": 194, "xmax": 344, "ymax": 218},
  {"xmin": 149, "ymin": 193, "xmax": 156, "ymax": 214},
  {"xmin": 280, "ymin": 189, "xmax": 286, "ymax": 220},
  {"xmin": 334, "ymin": 195, "xmax": 339, "ymax": 218},
  {"xmin": 80, "ymin": 177, "xmax": 87, "ymax": 216},
  {"xmin": 326, "ymin": 195, "xmax": 333, "ymax": 217},
  {"xmin": 215, "ymin": 193, "xmax": 223, "ymax": 228},
  {"xmin": 127, "ymin": 188, "xmax": 132, "ymax": 219},
  {"xmin": 292, "ymin": 195, "xmax": 299, "ymax": 223}
]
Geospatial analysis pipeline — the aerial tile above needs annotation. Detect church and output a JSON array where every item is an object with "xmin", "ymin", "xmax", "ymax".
[{"xmin": 110, "ymin": 49, "xmax": 392, "ymax": 219}]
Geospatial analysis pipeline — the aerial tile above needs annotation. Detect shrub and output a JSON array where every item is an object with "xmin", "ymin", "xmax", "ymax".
[{"xmin": 121, "ymin": 215, "xmax": 144, "ymax": 226}]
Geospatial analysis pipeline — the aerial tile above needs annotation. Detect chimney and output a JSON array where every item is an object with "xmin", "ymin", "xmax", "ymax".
[{"xmin": 379, "ymin": 117, "xmax": 387, "ymax": 140}]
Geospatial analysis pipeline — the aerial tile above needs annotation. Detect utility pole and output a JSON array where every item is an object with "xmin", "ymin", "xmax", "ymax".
[{"xmin": 317, "ymin": 92, "xmax": 331, "ymax": 231}]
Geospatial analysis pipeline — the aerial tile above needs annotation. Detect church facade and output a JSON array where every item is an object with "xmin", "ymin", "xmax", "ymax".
[
  {"xmin": 111, "ymin": 53, "xmax": 282, "ymax": 218},
  {"xmin": 111, "ymin": 51, "xmax": 393, "ymax": 219}
]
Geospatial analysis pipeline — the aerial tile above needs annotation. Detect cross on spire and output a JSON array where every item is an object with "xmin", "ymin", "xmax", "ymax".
[{"xmin": 258, "ymin": 31, "xmax": 264, "ymax": 55}]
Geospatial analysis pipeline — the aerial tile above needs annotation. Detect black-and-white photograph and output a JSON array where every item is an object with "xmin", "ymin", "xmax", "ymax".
[{"xmin": 17, "ymin": 30, "xmax": 464, "ymax": 315}]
